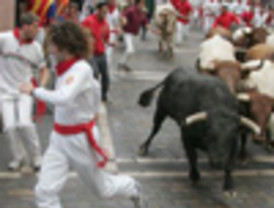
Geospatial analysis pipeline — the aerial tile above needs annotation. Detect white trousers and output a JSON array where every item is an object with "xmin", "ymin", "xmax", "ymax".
[
  {"xmin": 176, "ymin": 22, "xmax": 190, "ymax": 44},
  {"xmin": 2, "ymin": 95, "xmax": 34, "ymax": 130},
  {"xmin": 2, "ymin": 95, "xmax": 41, "ymax": 162},
  {"xmin": 35, "ymin": 127, "xmax": 140, "ymax": 208},
  {"xmin": 106, "ymin": 32, "xmax": 118, "ymax": 66},
  {"xmin": 119, "ymin": 33, "xmax": 135, "ymax": 65},
  {"xmin": 203, "ymin": 16, "xmax": 214, "ymax": 34}
]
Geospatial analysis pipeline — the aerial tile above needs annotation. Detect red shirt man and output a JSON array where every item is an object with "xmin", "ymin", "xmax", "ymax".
[
  {"xmin": 213, "ymin": 5, "xmax": 240, "ymax": 29},
  {"xmin": 171, "ymin": 0, "xmax": 193, "ymax": 24},
  {"xmin": 82, "ymin": 13, "xmax": 110, "ymax": 56},
  {"xmin": 241, "ymin": 8, "xmax": 255, "ymax": 27}
]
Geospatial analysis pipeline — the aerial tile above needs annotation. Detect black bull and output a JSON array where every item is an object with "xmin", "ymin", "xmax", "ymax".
[{"xmin": 138, "ymin": 68, "xmax": 260, "ymax": 193}]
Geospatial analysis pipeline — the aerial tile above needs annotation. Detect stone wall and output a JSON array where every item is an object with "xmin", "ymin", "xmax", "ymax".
[{"xmin": 0, "ymin": 0, "xmax": 15, "ymax": 31}]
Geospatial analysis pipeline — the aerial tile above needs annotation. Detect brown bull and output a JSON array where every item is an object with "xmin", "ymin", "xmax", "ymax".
[
  {"xmin": 209, "ymin": 61, "xmax": 242, "ymax": 94},
  {"xmin": 234, "ymin": 27, "xmax": 269, "ymax": 48},
  {"xmin": 238, "ymin": 91, "xmax": 274, "ymax": 144},
  {"xmin": 155, "ymin": 7, "xmax": 177, "ymax": 59},
  {"xmin": 245, "ymin": 44, "xmax": 274, "ymax": 61},
  {"xmin": 198, "ymin": 60, "xmax": 261, "ymax": 94},
  {"xmin": 206, "ymin": 26, "xmax": 232, "ymax": 41},
  {"xmin": 234, "ymin": 27, "xmax": 269, "ymax": 62}
]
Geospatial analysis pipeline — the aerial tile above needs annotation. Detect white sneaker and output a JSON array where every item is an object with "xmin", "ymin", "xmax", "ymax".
[
  {"xmin": 131, "ymin": 195, "xmax": 148, "ymax": 208},
  {"xmin": 8, "ymin": 159, "xmax": 24, "ymax": 171},
  {"xmin": 131, "ymin": 183, "xmax": 148, "ymax": 208},
  {"xmin": 32, "ymin": 157, "xmax": 41, "ymax": 172}
]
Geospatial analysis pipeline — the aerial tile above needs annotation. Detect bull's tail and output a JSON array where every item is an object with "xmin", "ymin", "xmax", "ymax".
[{"xmin": 138, "ymin": 81, "xmax": 164, "ymax": 107}]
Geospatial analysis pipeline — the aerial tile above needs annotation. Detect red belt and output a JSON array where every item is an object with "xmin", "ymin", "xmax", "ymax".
[
  {"xmin": 54, "ymin": 120, "xmax": 108, "ymax": 168},
  {"xmin": 110, "ymin": 29, "xmax": 118, "ymax": 34},
  {"xmin": 31, "ymin": 78, "xmax": 47, "ymax": 123}
]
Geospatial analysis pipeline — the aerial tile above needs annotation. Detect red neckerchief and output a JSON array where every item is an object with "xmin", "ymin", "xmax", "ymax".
[
  {"xmin": 108, "ymin": 4, "xmax": 116, "ymax": 14},
  {"xmin": 56, "ymin": 57, "xmax": 80, "ymax": 76},
  {"xmin": 13, "ymin": 28, "xmax": 34, "ymax": 45}
]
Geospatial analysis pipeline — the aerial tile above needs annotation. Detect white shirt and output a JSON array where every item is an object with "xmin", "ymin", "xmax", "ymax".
[
  {"xmin": 203, "ymin": 1, "xmax": 216, "ymax": 16},
  {"xmin": 233, "ymin": 2, "xmax": 248, "ymax": 15},
  {"xmin": 0, "ymin": 30, "xmax": 46, "ymax": 99},
  {"xmin": 34, "ymin": 60, "xmax": 101, "ymax": 125},
  {"xmin": 106, "ymin": 8, "xmax": 120, "ymax": 31},
  {"xmin": 252, "ymin": 10, "xmax": 269, "ymax": 27}
]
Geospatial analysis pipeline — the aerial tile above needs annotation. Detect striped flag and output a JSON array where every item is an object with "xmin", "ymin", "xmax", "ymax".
[{"xmin": 28, "ymin": 0, "xmax": 57, "ymax": 24}]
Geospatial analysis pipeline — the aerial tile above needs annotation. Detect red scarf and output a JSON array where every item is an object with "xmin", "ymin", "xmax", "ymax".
[
  {"xmin": 13, "ymin": 28, "xmax": 34, "ymax": 45},
  {"xmin": 108, "ymin": 4, "xmax": 116, "ymax": 14},
  {"xmin": 55, "ymin": 57, "xmax": 80, "ymax": 76}
]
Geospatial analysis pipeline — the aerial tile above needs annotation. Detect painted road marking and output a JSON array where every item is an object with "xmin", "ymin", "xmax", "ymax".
[
  {"xmin": 124, "ymin": 169, "xmax": 274, "ymax": 178},
  {"xmin": 114, "ymin": 156, "xmax": 274, "ymax": 164},
  {"xmin": 1, "ymin": 155, "xmax": 274, "ymax": 179},
  {"xmin": 118, "ymin": 71, "xmax": 167, "ymax": 81}
]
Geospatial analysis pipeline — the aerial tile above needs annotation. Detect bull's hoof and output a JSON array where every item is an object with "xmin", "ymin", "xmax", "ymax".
[
  {"xmin": 167, "ymin": 54, "xmax": 173, "ymax": 60},
  {"xmin": 252, "ymin": 135, "xmax": 265, "ymax": 144},
  {"xmin": 191, "ymin": 180, "xmax": 200, "ymax": 186},
  {"xmin": 189, "ymin": 170, "xmax": 200, "ymax": 184},
  {"xmin": 138, "ymin": 145, "xmax": 149, "ymax": 156},
  {"xmin": 224, "ymin": 190, "xmax": 237, "ymax": 198},
  {"xmin": 264, "ymin": 143, "xmax": 274, "ymax": 152},
  {"xmin": 158, "ymin": 53, "xmax": 164, "ymax": 59},
  {"xmin": 237, "ymin": 153, "xmax": 249, "ymax": 165},
  {"xmin": 237, "ymin": 158, "xmax": 249, "ymax": 166}
]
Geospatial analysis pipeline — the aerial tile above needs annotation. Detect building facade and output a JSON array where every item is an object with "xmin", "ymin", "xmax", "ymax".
[{"xmin": 0, "ymin": 0, "xmax": 15, "ymax": 31}]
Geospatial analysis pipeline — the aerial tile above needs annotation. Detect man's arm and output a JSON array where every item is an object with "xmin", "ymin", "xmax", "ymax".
[
  {"xmin": 35, "ymin": 43, "xmax": 50, "ymax": 87},
  {"xmin": 21, "ymin": 67, "xmax": 91, "ymax": 105},
  {"xmin": 39, "ymin": 66, "xmax": 50, "ymax": 87},
  {"xmin": 212, "ymin": 16, "xmax": 220, "ymax": 28}
]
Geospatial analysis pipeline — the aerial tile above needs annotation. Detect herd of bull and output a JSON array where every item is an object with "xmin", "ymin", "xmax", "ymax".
[{"xmin": 137, "ymin": 25, "xmax": 274, "ymax": 196}]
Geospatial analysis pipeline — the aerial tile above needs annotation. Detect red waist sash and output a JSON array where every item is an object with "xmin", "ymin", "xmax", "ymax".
[{"xmin": 54, "ymin": 120, "xmax": 108, "ymax": 168}]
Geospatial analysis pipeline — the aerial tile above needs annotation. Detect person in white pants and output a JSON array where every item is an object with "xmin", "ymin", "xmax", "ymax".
[
  {"xmin": 174, "ymin": 0, "xmax": 193, "ymax": 45},
  {"xmin": 106, "ymin": 0, "xmax": 121, "ymax": 66},
  {"xmin": 203, "ymin": 0, "xmax": 216, "ymax": 34},
  {"xmin": 20, "ymin": 20, "xmax": 147, "ymax": 208},
  {"xmin": 118, "ymin": 0, "xmax": 149, "ymax": 71},
  {"xmin": 252, "ymin": 5, "xmax": 270, "ymax": 28},
  {"xmin": 0, "ymin": 13, "xmax": 49, "ymax": 171}
]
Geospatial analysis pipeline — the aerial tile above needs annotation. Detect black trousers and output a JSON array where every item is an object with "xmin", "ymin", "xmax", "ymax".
[{"xmin": 93, "ymin": 54, "xmax": 110, "ymax": 101}]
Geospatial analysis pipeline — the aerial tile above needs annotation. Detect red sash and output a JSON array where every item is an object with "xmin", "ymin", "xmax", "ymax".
[
  {"xmin": 54, "ymin": 120, "xmax": 108, "ymax": 168},
  {"xmin": 31, "ymin": 78, "xmax": 47, "ymax": 123}
]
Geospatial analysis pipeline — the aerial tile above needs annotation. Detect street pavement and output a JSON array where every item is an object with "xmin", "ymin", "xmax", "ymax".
[{"xmin": 1, "ymin": 29, "xmax": 274, "ymax": 208}]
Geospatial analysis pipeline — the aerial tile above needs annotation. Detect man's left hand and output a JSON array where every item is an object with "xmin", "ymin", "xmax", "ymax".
[{"xmin": 20, "ymin": 83, "xmax": 34, "ymax": 95}]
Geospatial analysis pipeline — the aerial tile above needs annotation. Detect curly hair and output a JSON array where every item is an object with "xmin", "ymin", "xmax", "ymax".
[{"xmin": 49, "ymin": 21, "xmax": 91, "ymax": 58}]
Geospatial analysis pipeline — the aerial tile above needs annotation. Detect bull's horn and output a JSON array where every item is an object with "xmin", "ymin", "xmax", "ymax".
[
  {"xmin": 186, "ymin": 112, "xmax": 208, "ymax": 125},
  {"xmin": 241, "ymin": 60, "xmax": 264, "ymax": 71},
  {"xmin": 237, "ymin": 93, "xmax": 251, "ymax": 102},
  {"xmin": 240, "ymin": 117, "xmax": 261, "ymax": 135}
]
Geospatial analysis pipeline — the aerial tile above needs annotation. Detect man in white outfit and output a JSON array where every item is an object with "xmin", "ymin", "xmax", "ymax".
[
  {"xmin": 20, "ymin": 21, "xmax": 147, "ymax": 208},
  {"xmin": 252, "ymin": 5, "xmax": 269, "ymax": 27},
  {"xmin": 0, "ymin": 13, "xmax": 49, "ymax": 171},
  {"xmin": 233, "ymin": 0, "xmax": 249, "ymax": 17},
  {"xmin": 203, "ymin": 0, "xmax": 216, "ymax": 34},
  {"xmin": 106, "ymin": 0, "xmax": 121, "ymax": 66}
]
